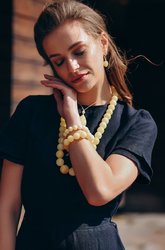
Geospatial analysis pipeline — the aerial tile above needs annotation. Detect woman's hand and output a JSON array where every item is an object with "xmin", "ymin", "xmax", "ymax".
[{"xmin": 41, "ymin": 74, "xmax": 81, "ymax": 125}]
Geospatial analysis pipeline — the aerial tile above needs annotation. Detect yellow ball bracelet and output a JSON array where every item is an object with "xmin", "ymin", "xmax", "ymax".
[{"xmin": 63, "ymin": 129, "xmax": 94, "ymax": 149}]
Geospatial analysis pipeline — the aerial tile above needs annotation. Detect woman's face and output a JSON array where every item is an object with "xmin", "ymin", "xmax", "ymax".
[{"xmin": 43, "ymin": 20, "xmax": 108, "ymax": 93}]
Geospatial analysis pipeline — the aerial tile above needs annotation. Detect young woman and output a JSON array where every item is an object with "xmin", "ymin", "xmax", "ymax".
[{"xmin": 0, "ymin": 0, "xmax": 157, "ymax": 249}]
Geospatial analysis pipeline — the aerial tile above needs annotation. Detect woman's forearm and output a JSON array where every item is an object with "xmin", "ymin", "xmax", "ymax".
[
  {"xmin": 69, "ymin": 139, "xmax": 138, "ymax": 206},
  {"xmin": 0, "ymin": 160, "xmax": 23, "ymax": 250},
  {"xmin": 0, "ymin": 207, "xmax": 19, "ymax": 250},
  {"xmin": 69, "ymin": 139, "xmax": 113, "ymax": 203}
]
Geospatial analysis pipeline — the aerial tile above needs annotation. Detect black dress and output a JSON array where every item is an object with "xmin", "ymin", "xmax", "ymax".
[{"xmin": 0, "ymin": 95, "xmax": 157, "ymax": 250}]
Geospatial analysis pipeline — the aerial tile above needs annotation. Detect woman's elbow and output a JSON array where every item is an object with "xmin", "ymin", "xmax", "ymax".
[{"xmin": 86, "ymin": 187, "xmax": 115, "ymax": 206}]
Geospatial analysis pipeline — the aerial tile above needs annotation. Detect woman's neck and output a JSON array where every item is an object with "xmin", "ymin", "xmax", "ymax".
[{"xmin": 77, "ymin": 79, "xmax": 112, "ymax": 106}]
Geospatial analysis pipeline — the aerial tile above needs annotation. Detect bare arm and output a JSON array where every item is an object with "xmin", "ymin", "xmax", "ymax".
[
  {"xmin": 69, "ymin": 140, "xmax": 138, "ymax": 206},
  {"xmin": 0, "ymin": 159, "xmax": 23, "ymax": 250},
  {"xmin": 41, "ymin": 75, "xmax": 139, "ymax": 206}
]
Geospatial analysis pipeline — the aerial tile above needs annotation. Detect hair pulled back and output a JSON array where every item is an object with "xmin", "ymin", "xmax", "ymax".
[{"xmin": 34, "ymin": 0, "xmax": 132, "ymax": 105}]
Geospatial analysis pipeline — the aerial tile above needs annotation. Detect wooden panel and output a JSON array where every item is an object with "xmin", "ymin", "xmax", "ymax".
[
  {"xmin": 13, "ymin": 0, "xmax": 45, "ymax": 19},
  {"xmin": 11, "ymin": 0, "xmax": 51, "ymax": 114},
  {"xmin": 13, "ymin": 15, "xmax": 35, "ymax": 39},
  {"xmin": 13, "ymin": 37, "xmax": 42, "ymax": 61},
  {"xmin": 12, "ymin": 80, "xmax": 52, "ymax": 100},
  {"xmin": 12, "ymin": 59, "xmax": 50, "ymax": 81}
]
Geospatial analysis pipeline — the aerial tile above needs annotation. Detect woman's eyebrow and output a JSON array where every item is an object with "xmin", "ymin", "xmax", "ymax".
[{"xmin": 49, "ymin": 41, "xmax": 83, "ymax": 59}]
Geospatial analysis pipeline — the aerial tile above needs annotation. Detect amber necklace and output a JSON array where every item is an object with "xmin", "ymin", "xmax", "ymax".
[
  {"xmin": 78, "ymin": 102, "xmax": 96, "ymax": 126},
  {"xmin": 56, "ymin": 86, "xmax": 118, "ymax": 176}
]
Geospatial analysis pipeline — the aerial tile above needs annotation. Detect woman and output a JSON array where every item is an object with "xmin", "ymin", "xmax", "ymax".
[{"xmin": 0, "ymin": 0, "xmax": 157, "ymax": 249}]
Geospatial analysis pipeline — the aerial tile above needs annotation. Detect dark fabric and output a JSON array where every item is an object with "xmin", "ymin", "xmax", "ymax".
[
  {"xmin": 16, "ymin": 218, "xmax": 125, "ymax": 250},
  {"xmin": 0, "ymin": 95, "xmax": 157, "ymax": 249}
]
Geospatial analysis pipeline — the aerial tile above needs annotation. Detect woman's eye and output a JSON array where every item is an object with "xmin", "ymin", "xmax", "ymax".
[
  {"xmin": 74, "ymin": 50, "xmax": 85, "ymax": 56},
  {"xmin": 54, "ymin": 58, "xmax": 64, "ymax": 67}
]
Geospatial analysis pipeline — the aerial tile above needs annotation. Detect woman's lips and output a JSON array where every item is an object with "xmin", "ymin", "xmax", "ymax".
[{"xmin": 71, "ymin": 73, "xmax": 88, "ymax": 83}]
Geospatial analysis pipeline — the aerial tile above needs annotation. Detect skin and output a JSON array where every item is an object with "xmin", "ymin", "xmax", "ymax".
[
  {"xmin": 0, "ymin": 20, "xmax": 138, "ymax": 249},
  {"xmin": 41, "ymin": 20, "xmax": 139, "ymax": 205},
  {"xmin": 0, "ymin": 160, "xmax": 23, "ymax": 250}
]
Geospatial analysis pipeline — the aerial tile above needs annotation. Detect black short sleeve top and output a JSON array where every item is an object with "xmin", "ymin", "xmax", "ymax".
[{"xmin": 0, "ymin": 95, "xmax": 157, "ymax": 226}]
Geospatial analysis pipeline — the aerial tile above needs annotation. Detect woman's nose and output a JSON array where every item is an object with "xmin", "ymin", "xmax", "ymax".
[{"xmin": 67, "ymin": 58, "xmax": 80, "ymax": 73}]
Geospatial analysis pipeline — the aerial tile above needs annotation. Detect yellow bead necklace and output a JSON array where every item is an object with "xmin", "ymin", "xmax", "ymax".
[{"xmin": 56, "ymin": 87, "xmax": 118, "ymax": 176}]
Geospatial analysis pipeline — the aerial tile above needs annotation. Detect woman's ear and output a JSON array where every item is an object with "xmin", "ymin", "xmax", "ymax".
[{"xmin": 100, "ymin": 32, "xmax": 109, "ymax": 54}]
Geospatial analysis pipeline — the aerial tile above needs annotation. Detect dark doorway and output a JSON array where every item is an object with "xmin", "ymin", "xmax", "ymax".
[
  {"xmin": 0, "ymin": 0, "xmax": 13, "ymax": 128},
  {"xmin": 84, "ymin": 0, "xmax": 165, "ymax": 212}
]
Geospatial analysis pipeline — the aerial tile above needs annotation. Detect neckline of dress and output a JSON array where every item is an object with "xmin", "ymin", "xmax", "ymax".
[{"xmin": 78, "ymin": 103, "xmax": 108, "ymax": 109}]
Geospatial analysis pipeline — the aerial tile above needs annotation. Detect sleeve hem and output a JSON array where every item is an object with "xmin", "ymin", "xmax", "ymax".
[
  {"xmin": 111, "ymin": 148, "xmax": 153, "ymax": 184},
  {"xmin": 0, "ymin": 153, "xmax": 24, "ymax": 166}
]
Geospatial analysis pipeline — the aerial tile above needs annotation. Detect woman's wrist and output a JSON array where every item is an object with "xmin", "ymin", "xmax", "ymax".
[{"xmin": 64, "ymin": 113, "xmax": 82, "ymax": 127}]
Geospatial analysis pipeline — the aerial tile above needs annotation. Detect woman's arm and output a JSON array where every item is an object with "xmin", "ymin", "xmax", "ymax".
[
  {"xmin": 41, "ymin": 75, "xmax": 139, "ymax": 206},
  {"xmin": 69, "ymin": 140, "xmax": 138, "ymax": 206},
  {"xmin": 0, "ymin": 159, "xmax": 23, "ymax": 250}
]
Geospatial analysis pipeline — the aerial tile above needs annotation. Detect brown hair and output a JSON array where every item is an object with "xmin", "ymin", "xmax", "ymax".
[{"xmin": 34, "ymin": 0, "xmax": 133, "ymax": 105}]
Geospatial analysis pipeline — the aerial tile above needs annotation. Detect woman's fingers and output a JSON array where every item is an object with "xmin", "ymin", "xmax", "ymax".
[
  {"xmin": 44, "ymin": 74, "xmax": 53, "ymax": 79},
  {"xmin": 41, "ymin": 81, "xmax": 70, "ymax": 98},
  {"xmin": 41, "ymin": 78, "xmax": 76, "ymax": 97},
  {"xmin": 41, "ymin": 75, "xmax": 78, "ymax": 116},
  {"xmin": 41, "ymin": 74, "xmax": 66, "ymax": 89},
  {"xmin": 41, "ymin": 80, "xmax": 58, "ymax": 87},
  {"xmin": 44, "ymin": 74, "xmax": 64, "ymax": 83}
]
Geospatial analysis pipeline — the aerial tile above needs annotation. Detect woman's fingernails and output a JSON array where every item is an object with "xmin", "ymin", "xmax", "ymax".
[
  {"xmin": 41, "ymin": 80, "xmax": 47, "ymax": 84},
  {"xmin": 43, "ymin": 74, "xmax": 50, "ymax": 78},
  {"xmin": 44, "ymin": 74, "xmax": 53, "ymax": 78}
]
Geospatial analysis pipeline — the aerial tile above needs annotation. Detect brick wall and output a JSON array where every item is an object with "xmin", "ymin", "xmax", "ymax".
[{"xmin": 12, "ymin": 0, "xmax": 51, "ymax": 113}]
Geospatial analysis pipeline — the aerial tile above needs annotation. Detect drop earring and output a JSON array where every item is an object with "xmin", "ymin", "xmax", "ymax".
[{"xmin": 103, "ymin": 55, "xmax": 109, "ymax": 68}]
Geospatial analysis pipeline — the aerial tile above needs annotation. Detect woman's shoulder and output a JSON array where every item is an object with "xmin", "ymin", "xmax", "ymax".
[
  {"xmin": 112, "ymin": 101, "xmax": 157, "ymax": 185},
  {"xmin": 5, "ymin": 95, "xmax": 55, "ymax": 124},
  {"xmin": 116, "ymin": 100, "xmax": 157, "ymax": 137},
  {"xmin": 18, "ymin": 94, "xmax": 54, "ymax": 106},
  {"xmin": 117, "ymin": 100, "xmax": 156, "ymax": 125},
  {"xmin": 14, "ymin": 94, "xmax": 54, "ymax": 113}
]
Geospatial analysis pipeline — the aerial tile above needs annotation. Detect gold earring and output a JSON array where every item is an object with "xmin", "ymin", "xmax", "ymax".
[{"xmin": 103, "ymin": 55, "xmax": 109, "ymax": 68}]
